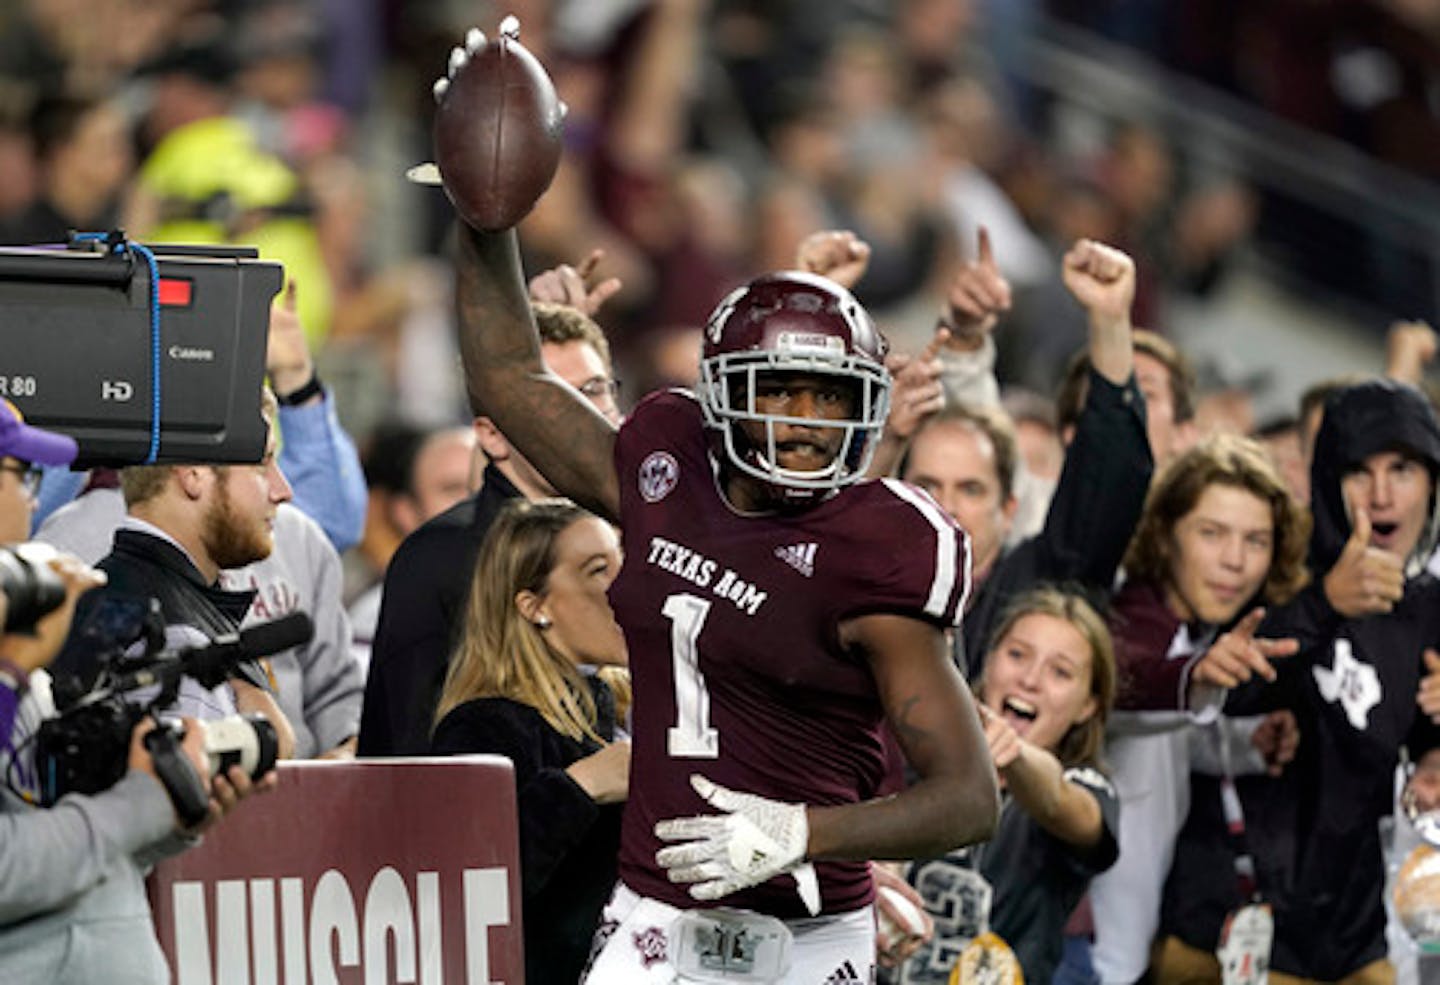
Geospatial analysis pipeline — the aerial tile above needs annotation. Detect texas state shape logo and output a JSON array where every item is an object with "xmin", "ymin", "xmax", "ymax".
[{"xmin": 1313, "ymin": 638, "xmax": 1382, "ymax": 730}]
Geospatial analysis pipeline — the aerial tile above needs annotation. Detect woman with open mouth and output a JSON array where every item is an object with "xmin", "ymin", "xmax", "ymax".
[{"xmin": 891, "ymin": 587, "xmax": 1120, "ymax": 985}]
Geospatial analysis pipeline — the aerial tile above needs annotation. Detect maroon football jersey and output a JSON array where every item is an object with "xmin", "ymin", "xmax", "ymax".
[{"xmin": 609, "ymin": 390, "xmax": 971, "ymax": 917}]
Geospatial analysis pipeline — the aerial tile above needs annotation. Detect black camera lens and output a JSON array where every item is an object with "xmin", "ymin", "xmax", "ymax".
[{"xmin": 0, "ymin": 543, "xmax": 66, "ymax": 634}]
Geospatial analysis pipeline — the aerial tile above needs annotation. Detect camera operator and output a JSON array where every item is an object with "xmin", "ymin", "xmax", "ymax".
[
  {"xmin": 0, "ymin": 401, "xmax": 273, "ymax": 984},
  {"xmin": 53, "ymin": 390, "xmax": 298, "ymax": 761}
]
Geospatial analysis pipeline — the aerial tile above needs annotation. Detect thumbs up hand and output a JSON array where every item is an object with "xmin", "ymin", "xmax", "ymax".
[{"xmin": 1322, "ymin": 507, "xmax": 1406, "ymax": 618}]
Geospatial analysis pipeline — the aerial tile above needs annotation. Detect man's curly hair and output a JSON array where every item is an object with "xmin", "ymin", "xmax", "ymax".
[{"xmin": 1124, "ymin": 432, "xmax": 1311, "ymax": 607}]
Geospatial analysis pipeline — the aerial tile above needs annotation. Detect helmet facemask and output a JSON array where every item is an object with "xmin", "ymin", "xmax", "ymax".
[{"xmin": 698, "ymin": 343, "xmax": 891, "ymax": 498}]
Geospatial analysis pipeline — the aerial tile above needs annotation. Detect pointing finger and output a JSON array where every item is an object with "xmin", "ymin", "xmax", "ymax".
[
  {"xmin": 977, "ymin": 226, "xmax": 995, "ymax": 269},
  {"xmin": 576, "ymin": 248, "xmax": 605, "ymax": 281},
  {"xmin": 1255, "ymin": 637, "xmax": 1300, "ymax": 660},
  {"xmin": 1233, "ymin": 607, "xmax": 1266, "ymax": 642}
]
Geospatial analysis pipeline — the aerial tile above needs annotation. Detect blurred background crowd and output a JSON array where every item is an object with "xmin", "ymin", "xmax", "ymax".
[
  {"xmin": 2, "ymin": 0, "xmax": 1438, "ymax": 446},
  {"xmin": 5, "ymin": 1, "xmax": 1440, "ymax": 980}
]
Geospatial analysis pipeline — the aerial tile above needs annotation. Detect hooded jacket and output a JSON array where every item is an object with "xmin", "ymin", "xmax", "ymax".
[
  {"xmin": 1211, "ymin": 379, "xmax": 1440, "ymax": 979},
  {"xmin": 1309, "ymin": 378, "xmax": 1440, "ymax": 577}
]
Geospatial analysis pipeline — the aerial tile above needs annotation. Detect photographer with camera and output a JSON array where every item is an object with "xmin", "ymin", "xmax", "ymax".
[
  {"xmin": 53, "ymin": 390, "xmax": 298, "ymax": 761},
  {"xmin": 0, "ymin": 401, "xmax": 274, "ymax": 984}
]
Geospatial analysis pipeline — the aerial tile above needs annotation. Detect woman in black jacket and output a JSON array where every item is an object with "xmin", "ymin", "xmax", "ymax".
[
  {"xmin": 898, "ymin": 588, "xmax": 1121, "ymax": 985},
  {"xmin": 431, "ymin": 498, "xmax": 630, "ymax": 985}
]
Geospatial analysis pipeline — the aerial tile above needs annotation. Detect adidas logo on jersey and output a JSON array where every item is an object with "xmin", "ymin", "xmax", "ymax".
[
  {"xmin": 774, "ymin": 542, "xmax": 818, "ymax": 577},
  {"xmin": 823, "ymin": 959, "xmax": 864, "ymax": 983}
]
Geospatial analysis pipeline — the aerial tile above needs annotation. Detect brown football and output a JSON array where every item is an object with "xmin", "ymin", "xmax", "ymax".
[{"xmin": 433, "ymin": 31, "xmax": 564, "ymax": 232}]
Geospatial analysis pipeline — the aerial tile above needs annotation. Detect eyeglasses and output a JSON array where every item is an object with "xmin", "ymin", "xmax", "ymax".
[
  {"xmin": 0, "ymin": 461, "xmax": 42, "ymax": 497},
  {"xmin": 578, "ymin": 377, "xmax": 622, "ymax": 402}
]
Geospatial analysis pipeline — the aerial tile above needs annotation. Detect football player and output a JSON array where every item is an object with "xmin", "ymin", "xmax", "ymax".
[
  {"xmin": 456, "ymin": 255, "xmax": 999, "ymax": 979},
  {"xmin": 441, "ymin": 42, "xmax": 998, "ymax": 985}
]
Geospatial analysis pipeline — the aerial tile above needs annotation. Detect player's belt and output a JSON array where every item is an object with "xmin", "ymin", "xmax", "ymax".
[{"xmin": 672, "ymin": 908, "xmax": 795, "ymax": 983}]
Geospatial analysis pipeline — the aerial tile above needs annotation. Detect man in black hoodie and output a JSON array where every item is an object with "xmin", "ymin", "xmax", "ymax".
[{"xmin": 1162, "ymin": 378, "xmax": 1440, "ymax": 982}]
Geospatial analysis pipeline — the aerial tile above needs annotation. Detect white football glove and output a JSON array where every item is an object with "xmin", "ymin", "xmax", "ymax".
[
  {"xmin": 407, "ymin": 16, "xmax": 526, "ymax": 186},
  {"xmin": 655, "ymin": 774, "xmax": 821, "ymax": 915},
  {"xmin": 430, "ymin": 17, "xmax": 518, "ymax": 105}
]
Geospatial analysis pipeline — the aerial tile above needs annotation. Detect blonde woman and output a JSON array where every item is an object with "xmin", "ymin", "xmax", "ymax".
[
  {"xmin": 432, "ymin": 498, "xmax": 630, "ymax": 985},
  {"xmin": 897, "ymin": 588, "xmax": 1120, "ymax": 985}
]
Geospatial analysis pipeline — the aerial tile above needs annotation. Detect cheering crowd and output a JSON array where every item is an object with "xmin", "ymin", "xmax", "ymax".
[{"xmin": 4, "ymin": 2, "xmax": 1440, "ymax": 984}]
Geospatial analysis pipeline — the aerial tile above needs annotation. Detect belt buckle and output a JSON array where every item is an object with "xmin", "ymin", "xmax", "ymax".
[{"xmin": 672, "ymin": 907, "xmax": 793, "ymax": 982}]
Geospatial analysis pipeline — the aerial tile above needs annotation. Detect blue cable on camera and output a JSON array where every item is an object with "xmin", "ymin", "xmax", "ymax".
[{"xmin": 72, "ymin": 232, "xmax": 162, "ymax": 463}]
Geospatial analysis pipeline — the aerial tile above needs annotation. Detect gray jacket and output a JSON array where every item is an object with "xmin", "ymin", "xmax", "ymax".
[{"xmin": 0, "ymin": 680, "xmax": 181, "ymax": 984}]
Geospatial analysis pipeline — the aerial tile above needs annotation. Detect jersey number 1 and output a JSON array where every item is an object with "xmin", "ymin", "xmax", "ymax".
[{"xmin": 663, "ymin": 593, "xmax": 719, "ymax": 758}]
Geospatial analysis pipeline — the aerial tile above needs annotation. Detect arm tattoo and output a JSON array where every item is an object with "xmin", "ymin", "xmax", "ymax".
[
  {"xmin": 454, "ymin": 225, "xmax": 620, "ymax": 520},
  {"xmin": 890, "ymin": 693, "xmax": 936, "ymax": 758}
]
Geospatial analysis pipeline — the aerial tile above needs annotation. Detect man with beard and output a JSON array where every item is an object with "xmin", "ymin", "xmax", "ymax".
[
  {"xmin": 54, "ymin": 391, "xmax": 296, "ymax": 758},
  {"xmin": 0, "ymin": 402, "xmax": 274, "ymax": 985}
]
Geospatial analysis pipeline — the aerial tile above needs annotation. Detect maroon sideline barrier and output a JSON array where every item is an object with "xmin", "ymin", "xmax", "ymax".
[{"xmin": 148, "ymin": 756, "xmax": 524, "ymax": 984}]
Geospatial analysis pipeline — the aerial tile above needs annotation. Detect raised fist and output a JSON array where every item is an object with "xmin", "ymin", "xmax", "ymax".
[
  {"xmin": 1061, "ymin": 239, "xmax": 1135, "ymax": 329},
  {"xmin": 796, "ymin": 230, "xmax": 872, "ymax": 291}
]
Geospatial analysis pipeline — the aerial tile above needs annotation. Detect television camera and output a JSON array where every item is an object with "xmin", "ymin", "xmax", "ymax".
[
  {"xmin": 0, "ymin": 231, "xmax": 281, "ymax": 467},
  {"xmin": 33, "ymin": 599, "xmax": 312, "ymax": 826}
]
